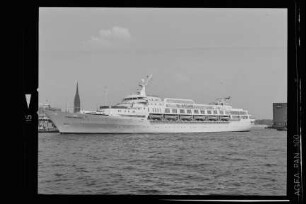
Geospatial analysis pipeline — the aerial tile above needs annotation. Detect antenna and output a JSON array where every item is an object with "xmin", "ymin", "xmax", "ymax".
[
  {"xmin": 144, "ymin": 74, "xmax": 153, "ymax": 86},
  {"xmin": 104, "ymin": 86, "xmax": 108, "ymax": 106},
  {"xmin": 211, "ymin": 96, "xmax": 231, "ymax": 105},
  {"xmin": 137, "ymin": 74, "xmax": 153, "ymax": 96}
]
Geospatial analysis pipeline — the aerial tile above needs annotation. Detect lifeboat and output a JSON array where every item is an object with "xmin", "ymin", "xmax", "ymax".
[
  {"xmin": 207, "ymin": 116, "xmax": 218, "ymax": 121},
  {"xmin": 179, "ymin": 115, "xmax": 193, "ymax": 121},
  {"xmin": 194, "ymin": 115, "xmax": 206, "ymax": 121},
  {"xmin": 148, "ymin": 114, "xmax": 163, "ymax": 120},
  {"xmin": 220, "ymin": 115, "xmax": 230, "ymax": 121},
  {"xmin": 164, "ymin": 114, "xmax": 179, "ymax": 121}
]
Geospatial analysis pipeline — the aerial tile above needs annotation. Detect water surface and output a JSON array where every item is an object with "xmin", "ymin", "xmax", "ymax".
[{"xmin": 38, "ymin": 128, "xmax": 286, "ymax": 195}]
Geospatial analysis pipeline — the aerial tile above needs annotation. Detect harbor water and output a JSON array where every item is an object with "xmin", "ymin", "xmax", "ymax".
[{"xmin": 38, "ymin": 127, "xmax": 286, "ymax": 195}]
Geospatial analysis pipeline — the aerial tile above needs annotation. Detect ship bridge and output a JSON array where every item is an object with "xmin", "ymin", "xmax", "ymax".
[
  {"xmin": 122, "ymin": 95, "xmax": 147, "ymax": 101},
  {"xmin": 164, "ymin": 98, "xmax": 195, "ymax": 104}
]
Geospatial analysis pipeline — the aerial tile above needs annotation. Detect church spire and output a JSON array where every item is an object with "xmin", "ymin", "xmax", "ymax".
[{"xmin": 74, "ymin": 81, "xmax": 81, "ymax": 113}]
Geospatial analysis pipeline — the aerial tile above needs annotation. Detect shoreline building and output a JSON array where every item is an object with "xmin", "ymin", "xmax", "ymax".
[
  {"xmin": 74, "ymin": 82, "xmax": 81, "ymax": 113},
  {"xmin": 272, "ymin": 103, "xmax": 287, "ymax": 130},
  {"xmin": 38, "ymin": 103, "xmax": 60, "ymax": 132}
]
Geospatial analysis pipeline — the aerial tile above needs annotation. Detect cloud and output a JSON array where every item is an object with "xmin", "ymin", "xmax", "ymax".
[
  {"xmin": 99, "ymin": 26, "xmax": 131, "ymax": 41},
  {"xmin": 85, "ymin": 26, "xmax": 132, "ymax": 49}
]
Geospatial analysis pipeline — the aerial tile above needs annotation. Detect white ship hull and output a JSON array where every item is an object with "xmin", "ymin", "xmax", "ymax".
[{"xmin": 44, "ymin": 110, "xmax": 254, "ymax": 134}]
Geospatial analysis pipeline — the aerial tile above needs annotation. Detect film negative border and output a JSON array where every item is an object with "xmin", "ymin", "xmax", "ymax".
[{"xmin": 19, "ymin": 0, "xmax": 304, "ymax": 203}]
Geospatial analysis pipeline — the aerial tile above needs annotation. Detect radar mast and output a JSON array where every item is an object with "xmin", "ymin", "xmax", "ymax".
[
  {"xmin": 137, "ymin": 74, "xmax": 152, "ymax": 96},
  {"xmin": 210, "ymin": 96, "xmax": 231, "ymax": 105}
]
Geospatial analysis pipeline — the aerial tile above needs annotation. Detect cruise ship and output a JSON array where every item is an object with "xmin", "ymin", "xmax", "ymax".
[{"xmin": 44, "ymin": 75, "xmax": 255, "ymax": 133}]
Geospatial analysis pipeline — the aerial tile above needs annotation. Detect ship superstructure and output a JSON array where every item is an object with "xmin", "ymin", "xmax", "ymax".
[{"xmin": 44, "ymin": 75, "xmax": 255, "ymax": 133}]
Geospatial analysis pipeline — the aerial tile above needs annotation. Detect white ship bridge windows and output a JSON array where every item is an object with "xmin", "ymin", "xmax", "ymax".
[
  {"xmin": 164, "ymin": 98, "xmax": 195, "ymax": 104},
  {"xmin": 186, "ymin": 109, "xmax": 192, "ymax": 114},
  {"xmin": 230, "ymin": 111, "xmax": 238, "ymax": 115},
  {"xmin": 193, "ymin": 110, "xmax": 199, "ymax": 114},
  {"xmin": 219, "ymin": 110, "xmax": 224, "ymax": 115},
  {"xmin": 240, "ymin": 111, "xmax": 248, "ymax": 115},
  {"xmin": 230, "ymin": 110, "xmax": 247, "ymax": 115},
  {"xmin": 165, "ymin": 108, "xmax": 170, "ymax": 113},
  {"xmin": 147, "ymin": 97, "xmax": 162, "ymax": 102},
  {"xmin": 152, "ymin": 108, "xmax": 161, "ymax": 113},
  {"xmin": 213, "ymin": 110, "xmax": 218, "ymax": 115},
  {"xmin": 180, "ymin": 109, "xmax": 185, "ymax": 114},
  {"xmin": 207, "ymin": 110, "xmax": 212, "ymax": 114},
  {"xmin": 172, "ymin": 109, "xmax": 177, "ymax": 114},
  {"xmin": 200, "ymin": 110, "xmax": 205, "ymax": 114},
  {"xmin": 123, "ymin": 96, "xmax": 146, "ymax": 101}
]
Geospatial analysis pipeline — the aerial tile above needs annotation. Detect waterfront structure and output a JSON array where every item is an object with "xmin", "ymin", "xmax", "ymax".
[
  {"xmin": 38, "ymin": 104, "xmax": 59, "ymax": 132},
  {"xmin": 272, "ymin": 103, "xmax": 287, "ymax": 130},
  {"xmin": 74, "ymin": 82, "xmax": 81, "ymax": 113},
  {"xmin": 45, "ymin": 75, "xmax": 255, "ymax": 134}
]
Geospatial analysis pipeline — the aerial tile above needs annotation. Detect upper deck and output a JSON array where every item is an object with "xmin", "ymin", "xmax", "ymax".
[{"xmin": 95, "ymin": 75, "xmax": 252, "ymax": 120}]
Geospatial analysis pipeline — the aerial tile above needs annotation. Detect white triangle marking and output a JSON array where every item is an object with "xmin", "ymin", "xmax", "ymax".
[{"xmin": 26, "ymin": 94, "xmax": 31, "ymax": 108}]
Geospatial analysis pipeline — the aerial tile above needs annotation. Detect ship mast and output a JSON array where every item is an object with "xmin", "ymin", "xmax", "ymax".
[
  {"xmin": 137, "ymin": 74, "xmax": 152, "ymax": 96},
  {"xmin": 104, "ymin": 86, "xmax": 108, "ymax": 106},
  {"xmin": 211, "ymin": 96, "xmax": 231, "ymax": 105}
]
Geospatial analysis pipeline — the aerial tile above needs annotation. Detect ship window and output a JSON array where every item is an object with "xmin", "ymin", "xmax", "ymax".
[
  {"xmin": 213, "ymin": 110, "xmax": 218, "ymax": 115},
  {"xmin": 187, "ymin": 109, "xmax": 192, "ymax": 114},
  {"xmin": 165, "ymin": 108, "xmax": 170, "ymax": 113},
  {"xmin": 207, "ymin": 110, "xmax": 212, "ymax": 114},
  {"xmin": 220, "ymin": 110, "xmax": 224, "ymax": 115},
  {"xmin": 200, "ymin": 110, "xmax": 205, "ymax": 114},
  {"xmin": 180, "ymin": 109, "xmax": 185, "ymax": 114},
  {"xmin": 172, "ymin": 109, "xmax": 177, "ymax": 113},
  {"xmin": 231, "ymin": 111, "xmax": 239, "ymax": 115},
  {"xmin": 194, "ymin": 110, "xmax": 199, "ymax": 114}
]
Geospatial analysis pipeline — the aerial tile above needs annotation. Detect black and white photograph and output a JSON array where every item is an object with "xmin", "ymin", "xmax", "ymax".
[{"xmin": 36, "ymin": 7, "xmax": 290, "ymax": 197}]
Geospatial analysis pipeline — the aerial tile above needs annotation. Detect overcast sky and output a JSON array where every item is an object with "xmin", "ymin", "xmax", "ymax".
[{"xmin": 39, "ymin": 8, "xmax": 287, "ymax": 119}]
